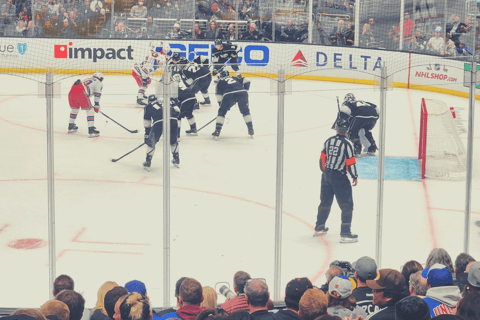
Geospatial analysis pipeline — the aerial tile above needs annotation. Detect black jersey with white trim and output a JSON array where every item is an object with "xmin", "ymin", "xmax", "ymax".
[
  {"xmin": 340, "ymin": 100, "xmax": 379, "ymax": 119},
  {"xmin": 180, "ymin": 62, "xmax": 210, "ymax": 87},
  {"xmin": 216, "ymin": 76, "xmax": 246, "ymax": 96},
  {"xmin": 212, "ymin": 43, "xmax": 239, "ymax": 71}
]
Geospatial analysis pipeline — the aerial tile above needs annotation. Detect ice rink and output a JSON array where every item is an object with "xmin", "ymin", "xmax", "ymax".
[{"xmin": 0, "ymin": 74, "xmax": 479, "ymax": 309}]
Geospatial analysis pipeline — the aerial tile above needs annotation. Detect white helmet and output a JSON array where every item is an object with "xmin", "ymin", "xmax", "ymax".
[
  {"xmin": 160, "ymin": 41, "xmax": 171, "ymax": 55},
  {"xmin": 93, "ymin": 71, "xmax": 104, "ymax": 81},
  {"xmin": 149, "ymin": 41, "xmax": 160, "ymax": 53}
]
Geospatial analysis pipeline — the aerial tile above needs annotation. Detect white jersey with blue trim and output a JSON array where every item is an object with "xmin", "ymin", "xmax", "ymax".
[
  {"xmin": 81, "ymin": 77, "xmax": 103, "ymax": 103},
  {"xmin": 133, "ymin": 52, "xmax": 166, "ymax": 78}
]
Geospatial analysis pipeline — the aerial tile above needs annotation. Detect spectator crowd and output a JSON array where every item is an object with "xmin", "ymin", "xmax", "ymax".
[
  {"xmin": 2, "ymin": 247, "xmax": 480, "ymax": 320},
  {"xmin": 0, "ymin": 0, "xmax": 478, "ymax": 60}
]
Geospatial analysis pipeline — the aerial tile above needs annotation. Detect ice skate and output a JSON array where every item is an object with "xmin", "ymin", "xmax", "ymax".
[
  {"xmin": 212, "ymin": 129, "xmax": 221, "ymax": 141},
  {"xmin": 136, "ymin": 98, "xmax": 147, "ymax": 108},
  {"xmin": 313, "ymin": 227, "xmax": 329, "ymax": 237},
  {"xmin": 247, "ymin": 126, "xmax": 254, "ymax": 139},
  {"xmin": 200, "ymin": 97, "xmax": 211, "ymax": 106},
  {"xmin": 186, "ymin": 124, "xmax": 198, "ymax": 136},
  {"xmin": 340, "ymin": 232, "xmax": 358, "ymax": 243},
  {"xmin": 68, "ymin": 123, "xmax": 78, "ymax": 133},
  {"xmin": 172, "ymin": 152, "xmax": 180, "ymax": 168},
  {"xmin": 367, "ymin": 145, "xmax": 378, "ymax": 156},
  {"xmin": 143, "ymin": 155, "xmax": 152, "ymax": 171},
  {"xmin": 88, "ymin": 126, "xmax": 100, "ymax": 138}
]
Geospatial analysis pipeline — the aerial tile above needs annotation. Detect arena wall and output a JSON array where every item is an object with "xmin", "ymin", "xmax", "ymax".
[{"xmin": 0, "ymin": 38, "xmax": 477, "ymax": 99}]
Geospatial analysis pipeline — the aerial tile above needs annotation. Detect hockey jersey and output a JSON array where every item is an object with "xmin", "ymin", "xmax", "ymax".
[
  {"xmin": 212, "ymin": 43, "xmax": 240, "ymax": 72},
  {"xmin": 178, "ymin": 61, "xmax": 211, "ymax": 89},
  {"xmin": 143, "ymin": 98, "xmax": 180, "ymax": 131},
  {"xmin": 192, "ymin": 55, "xmax": 209, "ymax": 68},
  {"xmin": 81, "ymin": 76, "xmax": 103, "ymax": 104},
  {"xmin": 340, "ymin": 100, "xmax": 379, "ymax": 120},
  {"xmin": 215, "ymin": 76, "xmax": 247, "ymax": 98},
  {"xmin": 134, "ymin": 52, "xmax": 166, "ymax": 79}
]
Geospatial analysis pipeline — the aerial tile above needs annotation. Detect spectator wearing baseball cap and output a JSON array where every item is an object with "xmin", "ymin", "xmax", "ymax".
[
  {"xmin": 366, "ymin": 269, "xmax": 408, "ymax": 320},
  {"xmin": 275, "ymin": 278, "xmax": 313, "ymax": 320},
  {"xmin": 125, "ymin": 280, "xmax": 147, "ymax": 297},
  {"xmin": 394, "ymin": 296, "xmax": 431, "ymax": 320},
  {"xmin": 327, "ymin": 276, "xmax": 367, "ymax": 319},
  {"xmin": 463, "ymin": 261, "xmax": 480, "ymax": 295},
  {"xmin": 351, "ymin": 256, "xmax": 378, "ymax": 317},
  {"xmin": 422, "ymin": 263, "xmax": 461, "ymax": 317},
  {"xmin": 319, "ymin": 266, "xmax": 343, "ymax": 294}
]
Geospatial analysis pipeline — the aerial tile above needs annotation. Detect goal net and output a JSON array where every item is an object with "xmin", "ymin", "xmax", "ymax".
[{"xmin": 418, "ymin": 98, "xmax": 467, "ymax": 180}]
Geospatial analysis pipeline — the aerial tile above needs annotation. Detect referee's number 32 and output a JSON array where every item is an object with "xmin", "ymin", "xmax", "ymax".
[{"xmin": 328, "ymin": 146, "xmax": 339, "ymax": 156}]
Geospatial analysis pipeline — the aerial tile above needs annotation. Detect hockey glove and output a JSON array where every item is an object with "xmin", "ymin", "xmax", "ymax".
[
  {"xmin": 212, "ymin": 69, "xmax": 218, "ymax": 76},
  {"xmin": 142, "ymin": 78, "xmax": 151, "ymax": 87},
  {"xmin": 171, "ymin": 106, "xmax": 181, "ymax": 118},
  {"xmin": 94, "ymin": 102, "xmax": 100, "ymax": 113},
  {"xmin": 144, "ymin": 135, "xmax": 154, "ymax": 148}
]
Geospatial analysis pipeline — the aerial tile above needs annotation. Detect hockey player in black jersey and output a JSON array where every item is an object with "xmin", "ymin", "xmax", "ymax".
[
  {"xmin": 170, "ymin": 53, "xmax": 212, "ymax": 108},
  {"xmin": 211, "ymin": 39, "xmax": 242, "ymax": 79},
  {"xmin": 339, "ymin": 93, "xmax": 379, "ymax": 156},
  {"xmin": 143, "ymin": 95, "xmax": 180, "ymax": 170},
  {"xmin": 212, "ymin": 70, "xmax": 253, "ymax": 140}
]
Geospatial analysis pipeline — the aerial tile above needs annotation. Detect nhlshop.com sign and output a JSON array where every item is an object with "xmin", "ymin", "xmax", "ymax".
[{"xmin": 54, "ymin": 42, "xmax": 134, "ymax": 63}]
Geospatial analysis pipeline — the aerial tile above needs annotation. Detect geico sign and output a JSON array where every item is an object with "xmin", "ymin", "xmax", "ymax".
[
  {"xmin": 316, "ymin": 52, "xmax": 383, "ymax": 71},
  {"xmin": 170, "ymin": 43, "xmax": 269, "ymax": 66},
  {"xmin": 54, "ymin": 42, "xmax": 134, "ymax": 62}
]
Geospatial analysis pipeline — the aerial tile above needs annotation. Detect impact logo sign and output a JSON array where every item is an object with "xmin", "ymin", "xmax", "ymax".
[
  {"xmin": 54, "ymin": 42, "xmax": 134, "ymax": 63},
  {"xmin": 292, "ymin": 50, "xmax": 307, "ymax": 67}
]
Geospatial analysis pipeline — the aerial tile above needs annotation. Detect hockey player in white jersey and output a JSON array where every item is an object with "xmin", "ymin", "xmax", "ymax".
[
  {"xmin": 132, "ymin": 41, "xmax": 170, "ymax": 107},
  {"xmin": 67, "ymin": 71, "xmax": 104, "ymax": 138}
]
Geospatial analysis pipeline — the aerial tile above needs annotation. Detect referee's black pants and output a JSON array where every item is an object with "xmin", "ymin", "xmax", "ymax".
[{"xmin": 315, "ymin": 170, "xmax": 354, "ymax": 234}]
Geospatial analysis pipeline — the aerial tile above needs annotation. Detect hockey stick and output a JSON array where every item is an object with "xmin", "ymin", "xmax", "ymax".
[
  {"xmin": 197, "ymin": 117, "xmax": 216, "ymax": 132},
  {"xmin": 101, "ymin": 111, "xmax": 138, "ymax": 133},
  {"xmin": 331, "ymin": 96, "xmax": 340, "ymax": 129},
  {"xmin": 110, "ymin": 143, "xmax": 145, "ymax": 162}
]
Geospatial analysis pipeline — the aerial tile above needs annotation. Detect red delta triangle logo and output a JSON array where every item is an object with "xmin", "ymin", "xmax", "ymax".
[{"xmin": 291, "ymin": 50, "xmax": 307, "ymax": 67}]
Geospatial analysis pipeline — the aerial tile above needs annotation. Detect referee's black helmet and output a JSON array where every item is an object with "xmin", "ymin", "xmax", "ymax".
[{"xmin": 335, "ymin": 119, "xmax": 349, "ymax": 133}]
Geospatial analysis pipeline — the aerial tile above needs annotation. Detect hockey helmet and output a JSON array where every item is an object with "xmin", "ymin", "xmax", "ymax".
[
  {"xmin": 160, "ymin": 41, "xmax": 171, "ymax": 55},
  {"xmin": 93, "ymin": 71, "xmax": 104, "ymax": 81},
  {"xmin": 344, "ymin": 93, "xmax": 355, "ymax": 102},
  {"xmin": 171, "ymin": 53, "xmax": 188, "ymax": 64},
  {"xmin": 334, "ymin": 119, "xmax": 349, "ymax": 133},
  {"xmin": 218, "ymin": 70, "xmax": 230, "ymax": 79},
  {"xmin": 149, "ymin": 41, "xmax": 160, "ymax": 53},
  {"xmin": 148, "ymin": 94, "xmax": 158, "ymax": 103},
  {"xmin": 214, "ymin": 39, "xmax": 223, "ymax": 49}
]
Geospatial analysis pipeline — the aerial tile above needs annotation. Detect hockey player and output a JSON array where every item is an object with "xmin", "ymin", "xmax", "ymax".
[
  {"xmin": 67, "ymin": 71, "xmax": 104, "ymax": 138},
  {"xmin": 170, "ymin": 53, "xmax": 212, "ymax": 109},
  {"xmin": 212, "ymin": 70, "xmax": 253, "ymax": 140},
  {"xmin": 132, "ymin": 41, "xmax": 170, "ymax": 107},
  {"xmin": 211, "ymin": 39, "xmax": 242, "ymax": 79},
  {"xmin": 339, "ymin": 93, "xmax": 379, "ymax": 156},
  {"xmin": 143, "ymin": 94, "xmax": 180, "ymax": 170}
]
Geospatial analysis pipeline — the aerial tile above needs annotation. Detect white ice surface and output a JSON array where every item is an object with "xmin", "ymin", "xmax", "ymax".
[{"xmin": 0, "ymin": 74, "xmax": 479, "ymax": 309}]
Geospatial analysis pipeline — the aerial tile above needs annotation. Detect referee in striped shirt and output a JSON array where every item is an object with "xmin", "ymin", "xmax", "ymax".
[{"xmin": 314, "ymin": 118, "xmax": 359, "ymax": 243}]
